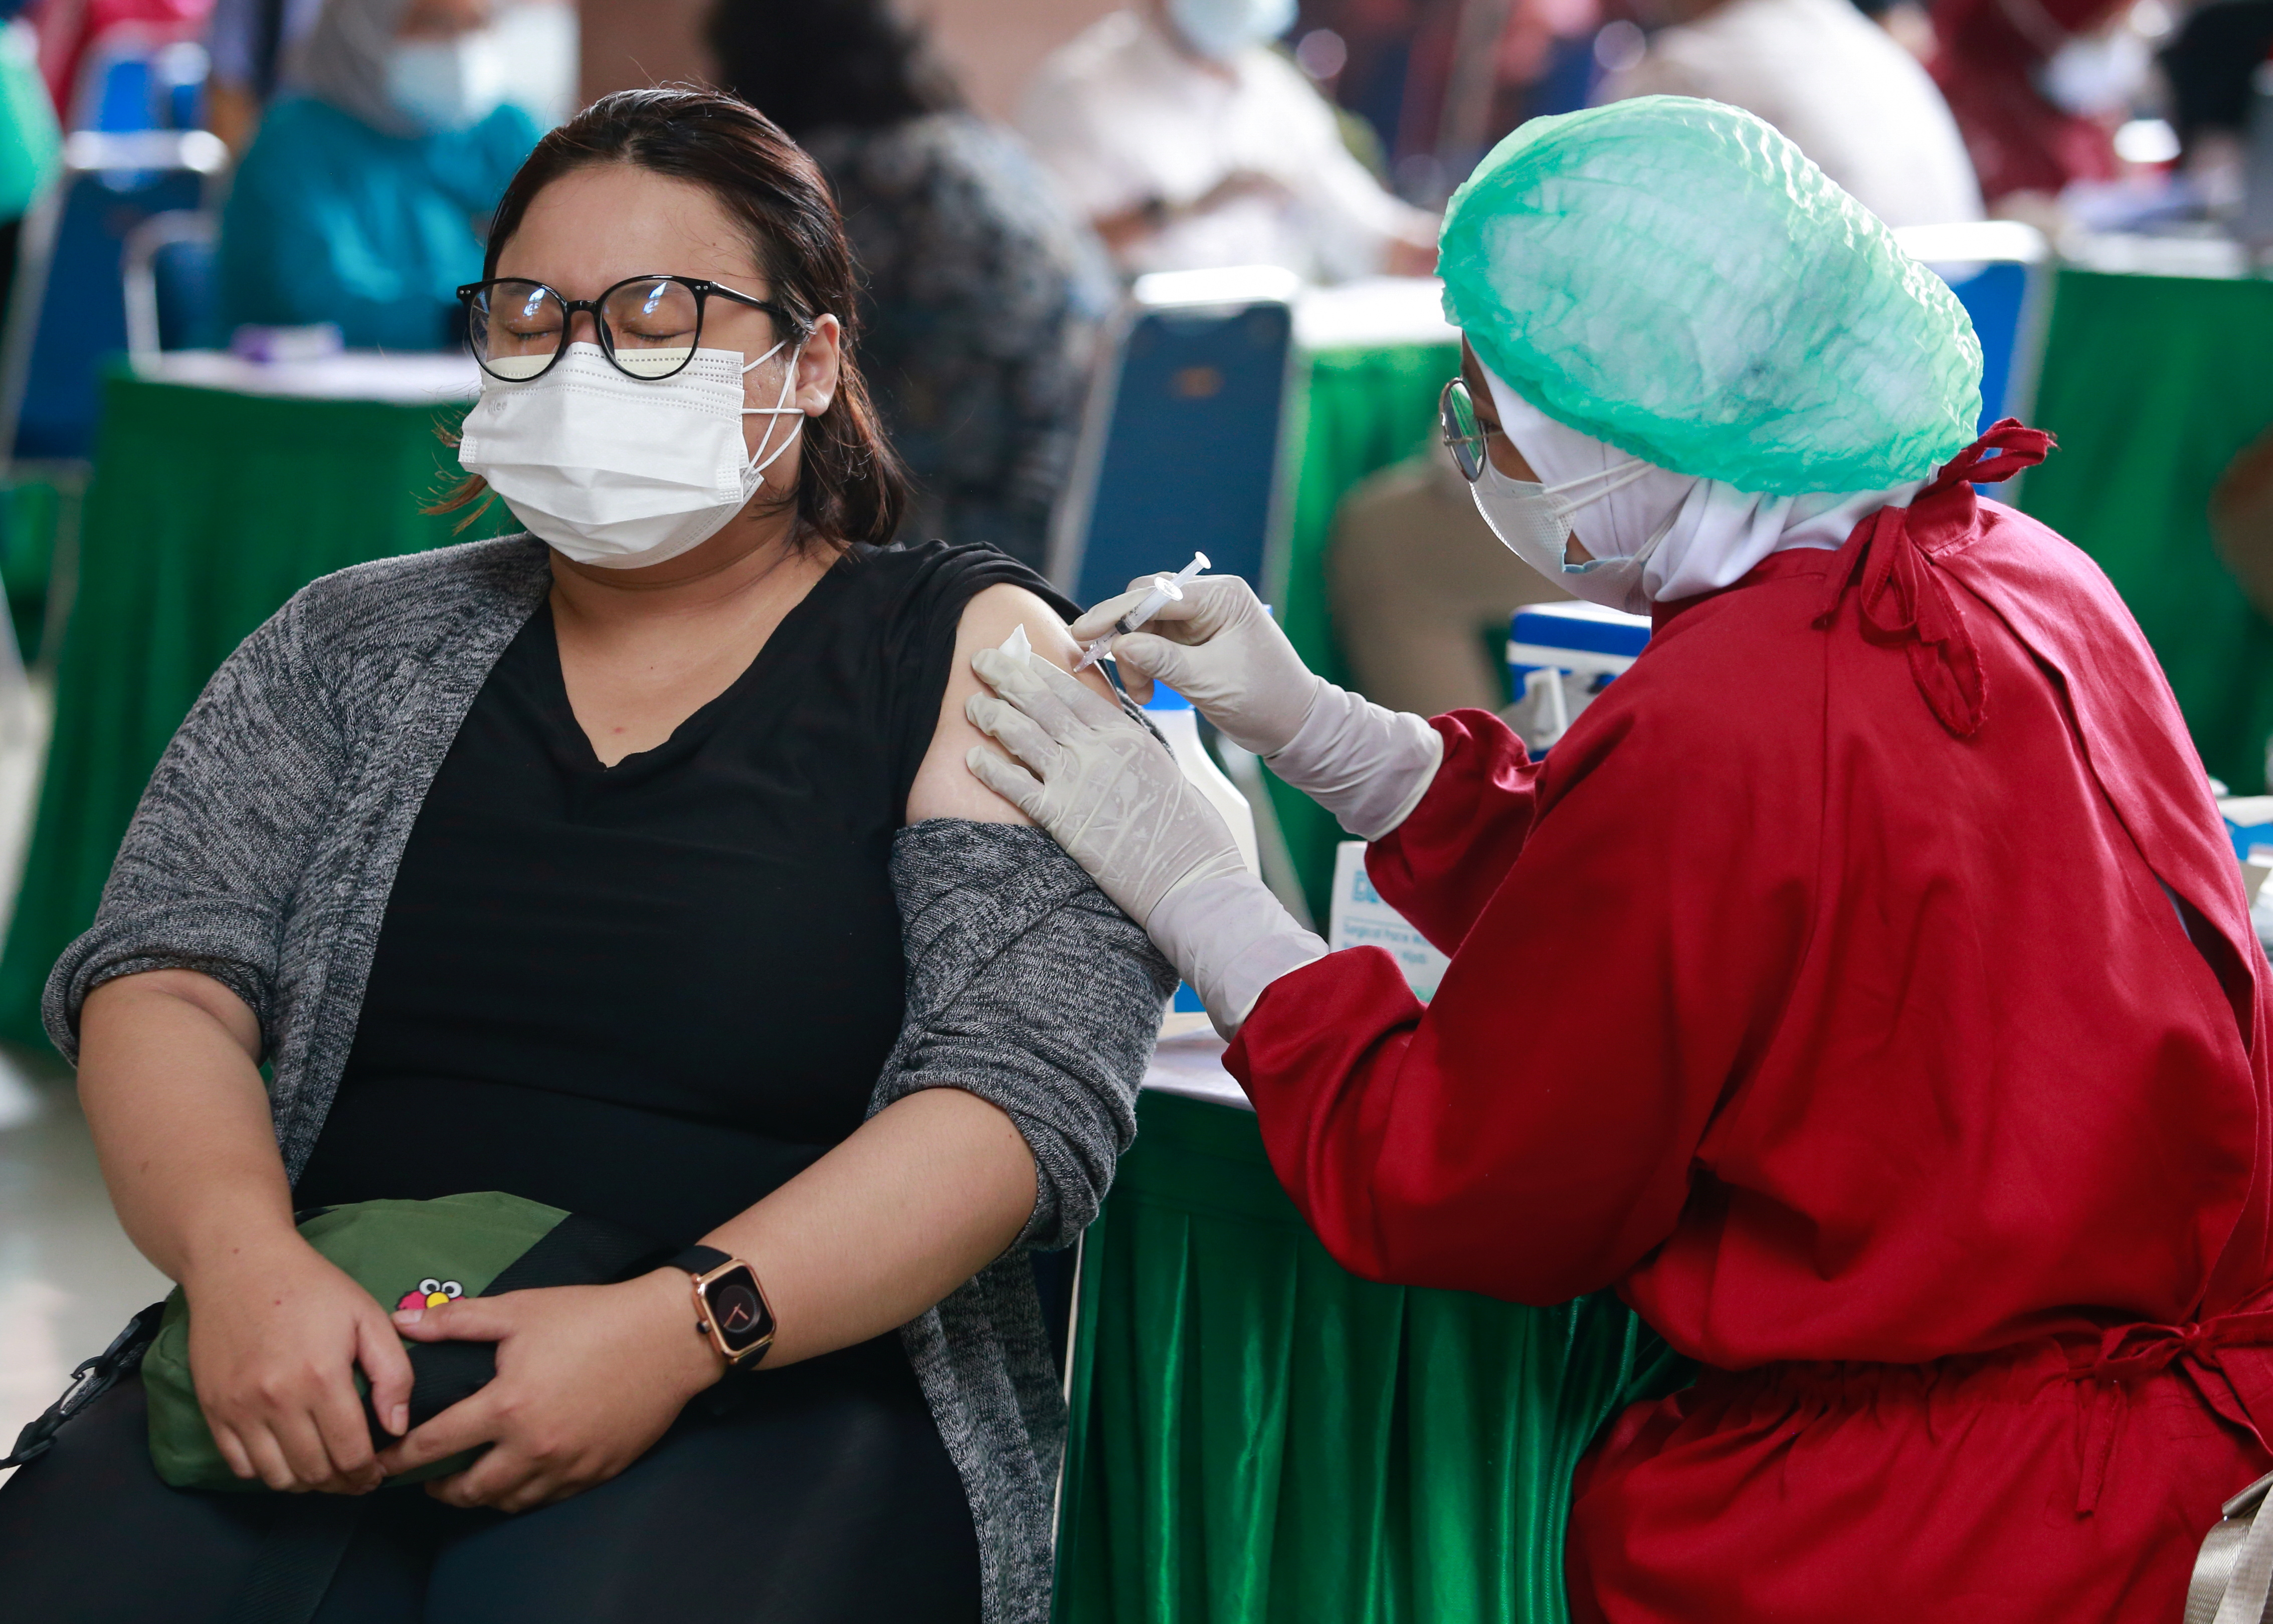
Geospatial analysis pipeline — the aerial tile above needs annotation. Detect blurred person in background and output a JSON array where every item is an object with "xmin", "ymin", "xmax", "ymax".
[
  {"xmin": 2158, "ymin": 0, "xmax": 2273, "ymax": 203},
  {"xmin": 708, "ymin": 0, "xmax": 1112, "ymax": 571},
  {"xmin": 1929, "ymin": 0, "xmax": 2129, "ymax": 213},
  {"xmin": 1017, "ymin": 0, "xmax": 1439, "ymax": 280},
  {"xmin": 1597, "ymin": 0, "xmax": 1983, "ymax": 225},
  {"xmin": 0, "ymin": 0, "xmax": 60, "ymax": 314},
  {"xmin": 203, "ymin": 0, "xmax": 322, "ymax": 151},
  {"xmin": 216, "ymin": 0, "xmax": 544, "ymax": 349}
]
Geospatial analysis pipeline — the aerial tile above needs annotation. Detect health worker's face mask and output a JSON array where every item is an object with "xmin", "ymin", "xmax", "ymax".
[
  {"xmin": 456, "ymin": 339, "xmax": 807, "ymax": 570},
  {"xmin": 385, "ymin": 32, "xmax": 508, "ymax": 133},
  {"xmin": 1470, "ymin": 453, "xmax": 1661, "ymax": 615},
  {"xmin": 1167, "ymin": 0, "xmax": 1296, "ymax": 59}
]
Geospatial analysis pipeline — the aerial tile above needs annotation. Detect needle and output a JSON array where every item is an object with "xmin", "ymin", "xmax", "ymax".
[{"xmin": 1072, "ymin": 552, "xmax": 1210, "ymax": 672}]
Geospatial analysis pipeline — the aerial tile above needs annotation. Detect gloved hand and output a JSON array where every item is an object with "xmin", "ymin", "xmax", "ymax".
[
  {"xmin": 967, "ymin": 646, "xmax": 1326, "ymax": 1037},
  {"xmin": 1077, "ymin": 575, "xmax": 1445, "ymax": 842}
]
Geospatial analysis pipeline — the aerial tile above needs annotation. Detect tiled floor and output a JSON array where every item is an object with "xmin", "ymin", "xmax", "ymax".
[
  {"xmin": 0, "ymin": 681, "xmax": 169, "ymax": 1482},
  {"xmin": 0, "ymin": 1048, "xmax": 169, "ymax": 1480}
]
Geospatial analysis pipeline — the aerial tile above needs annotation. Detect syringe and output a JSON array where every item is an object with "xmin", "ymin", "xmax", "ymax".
[{"xmin": 1071, "ymin": 552, "xmax": 1210, "ymax": 672}]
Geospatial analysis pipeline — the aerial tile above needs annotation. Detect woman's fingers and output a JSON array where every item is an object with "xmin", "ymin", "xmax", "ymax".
[
  {"xmin": 393, "ymin": 1294, "xmax": 512, "ymax": 1344},
  {"xmin": 239, "ymin": 1424, "xmax": 302, "ymax": 1492},
  {"xmin": 966, "ymin": 694, "xmax": 1063, "ymax": 776},
  {"xmin": 308, "ymin": 1371, "xmax": 383, "ymax": 1491},
  {"xmin": 966, "ymin": 747, "xmax": 1047, "ymax": 821},
  {"xmin": 211, "ymin": 1420, "xmax": 255, "ymax": 1482},
  {"xmin": 377, "ymin": 1386, "xmax": 501, "ymax": 1476},
  {"xmin": 356, "ymin": 1310, "xmax": 415, "ymax": 1439},
  {"xmin": 425, "ymin": 1440, "xmax": 553, "ymax": 1512},
  {"xmin": 269, "ymin": 1407, "xmax": 345, "ymax": 1491}
]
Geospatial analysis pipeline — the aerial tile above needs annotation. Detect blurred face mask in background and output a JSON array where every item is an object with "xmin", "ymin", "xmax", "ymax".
[
  {"xmin": 1166, "ymin": 0, "xmax": 1297, "ymax": 60},
  {"xmin": 386, "ymin": 31, "xmax": 508, "ymax": 133},
  {"xmin": 456, "ymin": 339, "xmax": 807, "ymax": 569},
  {"xmin": 2035, "ymin": 25, "xmax": 2149, "ymax": 117}
]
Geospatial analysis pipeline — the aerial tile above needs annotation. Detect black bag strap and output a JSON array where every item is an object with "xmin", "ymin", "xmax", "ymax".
[
  {"xmin": 0, "ymin": 1299, "xmax": 167, "ymax": 1471},
  {"xmin": 234, "ymin": 1495, "xmax": 366, "ymax": 1624},
  {"xmin": 482, "ymin": 1212, "xmax": 668, "ymax": 1296},
  {"xmin": 240, "ymin": 1216, "xmax": 666, "ymax": 1624}
]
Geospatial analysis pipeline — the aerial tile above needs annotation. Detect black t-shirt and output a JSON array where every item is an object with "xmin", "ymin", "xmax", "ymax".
[{"xmin": 295, "ymin": 539, "xmax": 1060, "ymax": 1246}]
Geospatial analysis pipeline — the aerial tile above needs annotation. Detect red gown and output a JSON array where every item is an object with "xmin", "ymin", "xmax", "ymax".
[{"xmin": 1226, "ymin": 427, "xmax": 2273, "ymax": 1621}]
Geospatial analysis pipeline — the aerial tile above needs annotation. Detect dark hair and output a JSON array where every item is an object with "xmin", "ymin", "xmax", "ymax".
[
  {"xmin": 704, "ymin": 0, "xmax": 963, "ymax": 139},
  {"xmin": 441, "ymin": 87, "xmax": 907, "ymax": 551}
]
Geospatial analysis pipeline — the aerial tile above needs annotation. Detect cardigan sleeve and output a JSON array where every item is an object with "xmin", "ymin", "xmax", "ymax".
[
  {"xmin": 882, "ymin": 819, "xmax": 1178, "ymax": 1251},
  {"xmin": 42, "ymin": 585, "xmax": 348, "ymax": 1062}
]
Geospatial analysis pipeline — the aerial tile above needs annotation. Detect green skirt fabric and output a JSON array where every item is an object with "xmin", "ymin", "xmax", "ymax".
[{"xmin": 1056, "ymin": 1092, "xmax": 1691, "ymax": 1624}]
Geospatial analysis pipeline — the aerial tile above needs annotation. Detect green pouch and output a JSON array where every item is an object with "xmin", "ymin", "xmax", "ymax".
[{"xmin": 139, "ymin": 1192, "xmax": 658, "ymax": 1491}]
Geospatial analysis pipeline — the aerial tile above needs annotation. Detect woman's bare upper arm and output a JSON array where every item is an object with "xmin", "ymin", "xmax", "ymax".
[
  {"xmin": 907, "ymin": 584, "xmax": 1118, "ymax": 826},
  {"xmin": 82, "ymin": 968, "xmax": 263, "ymax": 1062}
]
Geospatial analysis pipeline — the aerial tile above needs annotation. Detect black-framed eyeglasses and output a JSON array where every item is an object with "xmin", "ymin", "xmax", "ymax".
[
  {"xmin": 1439, "ymin": 376, "xmax": 1490, "ymax": 483},
  {"xmin": 455, "ymin": 275, "xmax": 801, "ymax": 384}
]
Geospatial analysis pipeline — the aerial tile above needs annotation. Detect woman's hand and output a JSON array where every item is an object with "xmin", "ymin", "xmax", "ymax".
[
  {"xmin": 184, "ymin": 1232, "xmax": 414, "ymax": 1494},
  {"xmin": 376, "ymin": 1270, "xmax": 724, "ymax": 1513}
]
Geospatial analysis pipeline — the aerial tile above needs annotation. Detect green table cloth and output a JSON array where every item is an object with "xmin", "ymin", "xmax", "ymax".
[
  {"xmin": 2017, "ymin": 267, "xmax": 2273, "ymax": 795},
  {"xmin": 0, "ymin": 371, "xmax": 507, "ymax": 1045},
  {"xmin": 1057, "ymin": 1088, "xmax": 1690, "ymax": 1624}
]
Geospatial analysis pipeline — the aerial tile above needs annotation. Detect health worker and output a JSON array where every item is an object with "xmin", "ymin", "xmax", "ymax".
[
  {"xmin": 217, "ymin": 0, "xmax": 543, "ymax": 349},
  {"xmin": 966, "ymin": 95, "xmax": 2273, "ymax": 1623}
]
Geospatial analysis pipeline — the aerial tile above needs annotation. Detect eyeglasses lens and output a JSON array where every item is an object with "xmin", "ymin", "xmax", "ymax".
[
  {"xmin": 474, "ymin": 281, "xmax": 564, "ymax": 381},
  {"xmin": 1441, "ymin": 379, "xmax": 1486, "ymax": 482},
  {"xmin": 601, "ymin": 279, "xmax": 701, "ymax": 379}
]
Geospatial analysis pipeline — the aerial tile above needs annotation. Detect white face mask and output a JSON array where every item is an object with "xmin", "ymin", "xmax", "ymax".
[
  {"xmin": 1469, "ymin": 454, "xmax": 1661, "ymax": 614},
  {"xmin": 1166, "ymin": 0, "xmax": 1296, "ymax": 60},
  {"xmin": 385, "ymin": 32, "xmax": 508, "ymax": 133},
  {"xmin": 456, "ymin": 339, "xmax": 807, "ymax": 569}
]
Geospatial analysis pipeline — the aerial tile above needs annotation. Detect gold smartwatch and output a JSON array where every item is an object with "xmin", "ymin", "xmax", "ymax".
[{"xmin": 668, "ymin": 1245, "xmax": 776, "ymax": 1368}]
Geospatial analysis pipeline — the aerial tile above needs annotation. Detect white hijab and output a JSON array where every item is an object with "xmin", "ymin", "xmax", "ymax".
[
  {"xmin": 1481, "ymin": 366, "xmax": 1924, "ymax": 608},
  {"xmin": 286, "ymin": 0, "xmax": 418, "ymax": 137}
]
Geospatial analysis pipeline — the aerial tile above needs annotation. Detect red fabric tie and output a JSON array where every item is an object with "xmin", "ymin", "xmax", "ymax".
[
  {"xmin": 1813, "ymin": 420, "xmax": 2054, "ymax": 740},
  {"xmin": 2069, "ymin": 1307, "xmax": 2273, "ymax": 1514}
]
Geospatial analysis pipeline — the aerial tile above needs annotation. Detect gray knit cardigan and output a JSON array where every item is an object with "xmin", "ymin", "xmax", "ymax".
[{"xmin": 42, "ymin": 534, "xmax": 1175, "ymax": 1624}]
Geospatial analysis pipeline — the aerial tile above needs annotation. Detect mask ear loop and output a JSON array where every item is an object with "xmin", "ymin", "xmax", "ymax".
[{"xmin": 738, "ymin": 338, "xmax": 807, "ymax": 486}]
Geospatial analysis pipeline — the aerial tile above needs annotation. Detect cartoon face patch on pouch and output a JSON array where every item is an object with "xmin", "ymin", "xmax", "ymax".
[{"xmin": 397, "ymin": 1277, "xmax": 464, "ymax": 1312}]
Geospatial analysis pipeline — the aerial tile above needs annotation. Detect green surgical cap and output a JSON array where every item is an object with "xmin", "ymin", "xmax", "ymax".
[{"xmin": 1438, "ymin": 96, "xmax": 1983, "ymax": 496}]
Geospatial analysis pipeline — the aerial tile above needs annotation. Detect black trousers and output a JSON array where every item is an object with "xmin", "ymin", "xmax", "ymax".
[{"xmin": 0, "ymin": 1336, "xmax": 981, "ymax": 1623}]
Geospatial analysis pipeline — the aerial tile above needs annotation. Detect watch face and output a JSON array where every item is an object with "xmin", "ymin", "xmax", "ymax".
[{"xmin": 705, "ymin": 1267, "xmax": 771, "ymax": 1352}]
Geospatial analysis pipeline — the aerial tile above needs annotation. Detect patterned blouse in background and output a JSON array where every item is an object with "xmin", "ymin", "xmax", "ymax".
[{"xmin": 804, "ymin": 112, "xmax": 1117, "ymax": 573}]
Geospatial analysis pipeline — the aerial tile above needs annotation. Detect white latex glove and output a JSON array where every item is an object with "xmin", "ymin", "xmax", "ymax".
[
  {"xmin": 1076, "ymin": 575, "xmax": 1445, "ymax": 842},
  {"xmin": 966, "ymin": 645, "xmax": 1326, "ymax": 1036}
]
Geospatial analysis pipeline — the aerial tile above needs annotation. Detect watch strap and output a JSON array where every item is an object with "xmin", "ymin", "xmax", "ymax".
[{"xmin": 667, "ymin": 1244, "xmax": 732, "ymax": 1278}]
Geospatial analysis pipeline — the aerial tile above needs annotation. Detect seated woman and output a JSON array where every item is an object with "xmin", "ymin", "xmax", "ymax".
[
  {"xmin": 217, "ymin": 0, "xmax": 543, "ymax": 349},
  {"xmin": 0, "ymin": 87, "xmax": 1172, "ymax": 1624}
]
